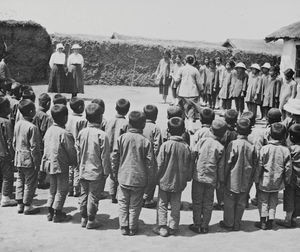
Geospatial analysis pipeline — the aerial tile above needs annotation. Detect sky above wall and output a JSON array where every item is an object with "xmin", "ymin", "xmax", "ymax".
[{"xmin": 1, "ymin": 0, "xmax": 300, "ymax": 42}]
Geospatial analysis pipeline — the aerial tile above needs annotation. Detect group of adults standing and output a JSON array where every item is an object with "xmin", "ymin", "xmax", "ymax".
[
  {"xmin": 48, "ymin": 43, "xmax": 84, "ymax": 97},
  {"xmin": 154, "ymin": 49, "xmax": 299, "ymax": 123}
]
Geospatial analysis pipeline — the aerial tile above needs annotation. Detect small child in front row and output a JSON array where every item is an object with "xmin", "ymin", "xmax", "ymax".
[
  {"xmin": 220, "ymin": 118, "xmax": 256, "ymax": 231},
  {"xmin": 42, "ymin": 104, "xmax": 77, "ymax": 222},
  {"xmin": 77, "ymin": 103, "xmax": 111, "ymax": 229},
  {"xmin": 13, "ymin": 99, "xmax": 42, "ymax": 214},
  {"xmin": 255, "ymin": 123, "xmax": 292, "ymax": 230},
  {"xmin": 154, "ymin": 117, "xmax": 192, "ymax": 237},
  {"xmin": 143, "ymin": 104, "xmax": 162, "ymax": 209},
  {"xmin": 66, "ymin": 97, "xmax": 86, "ymax": 197},
  {"xmin": 106, "ymin": 98, "xmax": 130, "ymax": 204},
  {"xmin": 262, "ymin": 108, "xmax": 282, "ymax": 145},
  {"xmin": 91, "ymin": 98, "xmax": 107, "ymax": 131},
  {"xmin": 192, "ymin": 107, "xmax": 215, "ymax": 148},
  {"xmin": 277, "ymin": 124, "xmax": 300, "ymax": 228},
  {"xmin": 111, "ymin": 111, "xmax": 155, "ymax": 236},
  {"xmin": 189, "ymin": 119, "xmax": 227, "ymax": 234}
]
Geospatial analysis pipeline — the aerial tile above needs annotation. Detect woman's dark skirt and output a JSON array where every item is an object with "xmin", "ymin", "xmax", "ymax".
[
  {"xmin": 66, "ymin": 64, "xmax": 84, "ymax": 94},
  {"xmin": 48, "ymin": 64, "xmax": 67, "ymax": 93}
]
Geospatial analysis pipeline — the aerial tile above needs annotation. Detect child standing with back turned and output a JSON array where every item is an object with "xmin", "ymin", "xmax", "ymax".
[{"xmin": 112, "ymin": 111, "xmax": 155, "ymax": 236}]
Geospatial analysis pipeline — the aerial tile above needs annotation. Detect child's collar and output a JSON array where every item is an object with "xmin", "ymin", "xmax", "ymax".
[
  {"xmin": 116, "ymin": 114, "xmax": 125, "ymax": 118},
  {"xmin": 53, "ymin": 123, "xmax": 65, "ymax": 129},
  {"xmin": 128, "ymin": 128, "xmax": 142, "ymax": 134},
  {"xmin": 23, "ymin": 116, "xmax": 33, "ymax": 122},
  {"xmin": 72, "ymin": 112, "xmax": 82, "ymax": 116},
  {"xmin": 146, "ymin": 119, "xmax": 156, "ymax": 124}
]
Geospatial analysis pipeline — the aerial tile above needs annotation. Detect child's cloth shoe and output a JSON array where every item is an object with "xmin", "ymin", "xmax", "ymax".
[
  {"xmin": 219, "ymin": 221, "xmax": 233, "ymax": 230},
  {"xmin": 255, "ymin": 221, "xmax": 267, "ymax": 230},
  {"xmin": 266, "ymin": 220, "xmax": 273, "ymax": 230},
  {"xmin": 17, "ymin": 204, "xmax": 24, "ymax": 214},
  {"xmin": 201, "ymin": 227, "xmax": 209, "ymax": 234},
  {"xmin": 53, "ymin": 211, "xmax": 72, "ymax": 223},
  {"xmin": 81, "ymin": 218, "xmax": 88, "ymax": 228},
  {"xmin": 86, "ymin": 219, "xmax": 102, "ymax": 229},
  {"xmin": 129, "ymin": 229, "xmax": 137, "ymax": 236},
  {"xmin": 47, "ymin": 207, "xmax": 54, "ymax": 221},
  {"xmin": 24, "ymin": 205, "xmax": 40, "ymax": 215},
  {"xmin": 121, "ymin": 226, "xmax": 129, "ymax": 235},
  {"xmin": 189, "ymin": 224, "xmax": 201, "ymax": 234},
  {"xmin": 1, "ymin": 197, "xmax": 17, "ymax": 207},
  {"xmin": 168, "ymin": 228, "xmax": 177, "ymax": 236}
]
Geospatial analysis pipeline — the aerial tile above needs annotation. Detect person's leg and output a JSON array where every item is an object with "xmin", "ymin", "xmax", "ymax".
[
  {"xmin": 109, "ymin": 177, "xmax": 118, "ymax": 203},
  {"xmin": 277, "ymin": 184, "xmax": 295, "ymax": 227},
  {"xmin": 255, "ymin": 190, "xmax": 267, "ymax": 229},
  {"xmin": 211, "ymin": 92, "xmax": 216, "ymax": 110},
  {"xmin": 253, "ymin": 103, "xmax": 257, "ymax": 119},
  {"xmin": 233, "ymin": 192, "xmax": 247, "ymax": 230},
  {"xmin": 15, "ymin": 168, "xmax": 25, "ymax": 203},
  {"xmin": 68, "ymin": 166, "xmax": 74, "ymax": 196},
  {"xmin": 23, "ymin": 168, "xmax": 38, "ymax": 206},
  {"xmin": 267, "ymin": 192, "xmax": 278, "ymax": 229},
  {"xmin": 129, "ymin": 187, "xmax": 144, "ymax": 234},
  {"xmin": 52, "ymin": 172, "xmax": 70, "ymax": 222},
  {"xmin": 118, "ymin": 186, "xmax": 130, "ymax": 231},
  {"xmin": 0, "ymin": 159, "xmax": 16, "ymax": 205},
  {"xmin": 169, "ymin": 191, "xmax": 182, "ymax": 232},
  {"xmin": 47, "ymin": 174, "xmax": 57, "ymax": 219},
  {"xmin": 86, "ymin": 178, "xmax": 104, "ymax": 229},
  {"xmin": 216, "ymin": 183, "xmax": 224, "ymax": 209},
  {"xmin": 79, "ymin": 178, "xmax": 89, "ymax": 226},
  {"xmin": 202, "ymin": 184, "xmax": 214, "ymax": 231},
  {"xmin": 222, "ymin": 189, "xmax": 235, "ymax": 228},
  {"xmin": 191, "ymin": 180, "xmax": 204, "ymax": 227},
  {"xmin": 208, "ymin": 94, "xmax": 212, "ymax": 108},
  {"xmin": 73, "ymin": 165, "xmax": 80, "ymax": 197},
  {"xmin": 157, "ymin": 189, "xmax": 169, "ymax": 236}
]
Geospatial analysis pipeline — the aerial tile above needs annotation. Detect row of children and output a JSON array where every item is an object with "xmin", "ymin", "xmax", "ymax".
[
  {"xmin": 0, "ymin": 84, "xmax": 300, "ymax": 237},
  {"xmin": 168, "ymin": 53, "xmax": 297, "ymax": 121}
]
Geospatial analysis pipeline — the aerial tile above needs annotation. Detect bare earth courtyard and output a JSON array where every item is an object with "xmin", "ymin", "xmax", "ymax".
[{"xmin": 0, "ymin": 85, "xmax": 299, "ymax": 252}]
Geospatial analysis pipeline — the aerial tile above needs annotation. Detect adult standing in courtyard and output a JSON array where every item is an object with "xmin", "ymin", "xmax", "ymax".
[
  {"xmin": 48, "ymin": 43, "xmax": 66, "ymax": 93},
  {"xmin": 176, "ymin": 55, "xmax": 203, "ymax": 126},
  {"xmin": 154, "ymin": 49, "xmax": 172, "ymax": 103},
  {"xmin": 67, "ymin": 44, "xmax": 84, "ymax": 98}
]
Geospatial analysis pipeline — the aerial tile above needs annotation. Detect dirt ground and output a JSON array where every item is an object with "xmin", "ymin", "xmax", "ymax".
[{"xmin": 0, "ymin": 85, "xmax": 299, "ymax": 252}]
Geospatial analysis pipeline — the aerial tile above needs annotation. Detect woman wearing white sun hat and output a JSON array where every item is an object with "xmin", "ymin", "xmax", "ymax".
[
  {"xmin": 67, "ymin": 44, "xmax": 84, "ymax": 97},
  {"xmin": 48, "ymin": 43, "xmax": 66, "ymax": 93},
  {"xmin": 245, "ymin": 63, "xmax": 262, "ymax": 119}
]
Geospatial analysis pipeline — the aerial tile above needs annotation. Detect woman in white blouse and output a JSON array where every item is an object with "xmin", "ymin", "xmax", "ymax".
[
  {"xmin": 48, "ymin": 43, "xmax": 66, "ymax": 93},
  {"xmin": 67, "ymin": 44, "xmax": 84, "ymax": 97}
]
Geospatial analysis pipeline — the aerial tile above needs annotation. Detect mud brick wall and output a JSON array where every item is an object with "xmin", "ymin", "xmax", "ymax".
[{"xmin": 0, "ymin": 20, "xmax": 52, "ymax": 83}]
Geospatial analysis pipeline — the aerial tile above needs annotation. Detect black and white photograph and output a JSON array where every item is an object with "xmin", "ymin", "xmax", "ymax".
[{"xmin": 0, "ymin": 0, "xmax": 300, "ymax": 251}]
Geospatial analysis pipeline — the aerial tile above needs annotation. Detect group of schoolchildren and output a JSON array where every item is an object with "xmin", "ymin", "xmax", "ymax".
[
  {"xmin": 1, "ymin": 79, "xmax": 300, "ymax": 238},
  {"xmin": 196, "ymin": 57, "xmax": 297, "ymax": 121}
]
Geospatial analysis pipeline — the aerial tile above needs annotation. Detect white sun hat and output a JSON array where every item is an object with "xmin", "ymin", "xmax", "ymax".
[
  {"xmin": 261, "ymin": 62, "xmax": 271, "ymax": 69},
  {"xmin": 250, "ymin": 63, "xmax": 261, "ymax": 71},
  {"xmin": 71, "ymin": 44, "xmax": 82, "ymax": 50},
  {"xmin": 56, "ymin": 43, "xmax": 64, "ymax": 50},
  {"xmin": 235, "ymin": 62, "xmax": 247, "ymax": 70},
  {"xmin": 283, "ymin": 98, "xmax": 300, "ymax": 115}
]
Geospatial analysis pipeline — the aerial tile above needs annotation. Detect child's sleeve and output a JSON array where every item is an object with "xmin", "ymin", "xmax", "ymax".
[
  {"xmin": 145, "ymin": 140, "xmax": 155, "ymax": 187},
  {"xmin": 111, "ymin": 137, "xmax": 121, "ymax": 181},
  {"xmin": 156, "ymin": 145, "xmax": 165, "ymax": 183},
  {"xmin": 30, "ymin": 126, "xmax": 42, "ymax": 169},
  {"xmin": 242, "ymin": 74, "xmax": 248, "ymax": 94},
  {"xmin": 255, "ymin": 147, "xmax": 263, "ymax": 184},
  {"xmin": 101, "ymin": 134, "xmax": 111, "ymax": 177},
  {"xmin": 217, "ymin": 147, "xmax": 226, "ymax": 184},
  {"xmin": 153, "ymin": 127, "xmax": 163, "ymax": 157},
  {"xmin": 3, "ymin": 120, "xmax": 14, "ymax": 158},
  {"xmin": 224, "ymin": 142, "xmax": 235, "ymax": 183},
  {"xmin": 284, "ymin": 151, "xmax": 293, "ymax": 185},
  {"xmin": 63, "ymin": 132, "xmax": 77, "ymax": 167}
]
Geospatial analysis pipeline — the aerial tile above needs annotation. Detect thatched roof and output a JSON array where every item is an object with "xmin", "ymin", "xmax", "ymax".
[
  {"xmin": 111, "ymin": 32, "xmax": 225, "ymax": 51},
  {"xmin": 265, "ymin": 21, "xmax": 300, "ymax": 42},
  {"xmin": 222, "ymin": 38, "xmax": 282, "ymax": 56}
]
